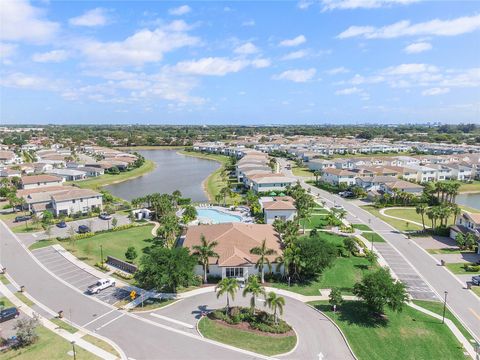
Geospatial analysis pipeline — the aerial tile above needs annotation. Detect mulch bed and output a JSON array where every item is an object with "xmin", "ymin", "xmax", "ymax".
[{"xmin": 209, "ymin": 318, "xmax": 295, "ymax": 337}]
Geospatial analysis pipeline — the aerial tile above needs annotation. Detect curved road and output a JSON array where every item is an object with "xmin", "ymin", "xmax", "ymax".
[{"xmin": 0, "ymin": 220, "xmax": 354, "ymax": 359}]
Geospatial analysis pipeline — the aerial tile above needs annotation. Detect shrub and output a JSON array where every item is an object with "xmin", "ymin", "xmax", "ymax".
[
  {"xmin": 464, "ymin": 264, "xmax": 480, "ymax": 272},
  {"xmin": 95, "ymin": 262, "xmax": 109, "ymax": 271},
  {"xmin": 114, "ymin": 271, "xmax": 134, "ymax": 280}
]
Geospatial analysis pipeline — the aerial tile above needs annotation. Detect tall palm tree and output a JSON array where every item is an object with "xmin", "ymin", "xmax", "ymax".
[
  {"xmin": 172, "ymin": 190, "xmax": 182, "ymax": 208},
  {"xmin": 220, "ymin": 187, "xmax": 231, "ymax": 206},
  {"xmin": 216, "ymin": 277, "xmax": 238, "ymax": 313},
  {"xmin": 192, "ymin": 234, "xmax": 219, "ymax": 284},
  {"xmin": 415, "ymin": 203, "xmax": 428, "ymax": 230},
  {"xmin": 242, "ymin": 276, "xmax": 265, "ymax": 315},
  {"xmin": 313, "ymin": 171, "xmax": 321, "ymax": 184},
  {"xmin": 452, "ymin": 204, "xmax": 461, "ymax": 225},
  {"xmin": 250, "ymin": 239, "xmax": 277, "ymax": 284},
  {"xmin": 265, "ymin": 292, "xmax": 285, "ymax": 325}
]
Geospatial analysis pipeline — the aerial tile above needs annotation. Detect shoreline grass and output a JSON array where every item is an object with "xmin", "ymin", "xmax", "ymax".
[{"xmin": 198, "ymin": 317, "xmax": 297, "ymax": 356}]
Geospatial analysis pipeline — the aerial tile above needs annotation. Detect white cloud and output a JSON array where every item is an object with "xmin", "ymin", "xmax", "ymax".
[
  {"xmin": 0, "ymin": 43, "xmax": 17, "ymax": 61},
  {"xmin": 242, "ymin": 19, "xmax": 255, "ymax": 27},
  {"xmin": 251, "ymin": 58, "xmax": 271, "ymax": 68},
  {"xmin": 279, "ymin": 35, "xmax": 306, "ymax": 47},
  {"xmin": 297, "ymin": 0, "xmax": 314, "ymax": 9},
  {"xmin": 281, "ymin": 50, "xmax": 309, "ymax": 60},
  {"xmin": 32, "ymin": 50, "xmax": 69, "ymax": 63},
  {"xmin": 272, "ymin": 68, "xmax": 316, "ymax": 82},
  {"xmin": 0, "ymin": 0, "xmax": 59, "ymax": 44},
  {"xmin": 0, "ymin": 72, "xmax": 58, "ymax": 90},
  {"xmin": 422, "ymin": 87, "xmax": 450, "ymax": 96},
  {"xmin": 326, "ymin": 66, "xmax": 350, "ymax": 75},
  {"xmin": 321, "ymin": 0, "xmax": 418, "ymax": 11},
  {"xmin": 338, "ymin": 14, "xmax": 480, "ymax": 39},
  {"xmin": 404, "ymin": 42, "xmax": 432, "ymax": 54},
  {"xmin": 169, "ymin": 5, "xmax": 191, "ymax": 16},
  {"xmin": 69, "ymin": 8, "xmax": 108, "ymax": 27},
  {"xmin": 335, "ymin": 87, "xmax": 363, "ymax": 95},
  {"xmin": 382, "ymin": 63, "xmax": 438, "ymax": 75},
  {"xmin": 79, "ymin": 21, "xmax": 200, "ymax": 66},
  {"xmin": 175, "ymin": 57, "xmax": 249, "ymax": 76},
  {"xmin": 234, "ymin": 42, "xmax": 259, "ymax": 55}
]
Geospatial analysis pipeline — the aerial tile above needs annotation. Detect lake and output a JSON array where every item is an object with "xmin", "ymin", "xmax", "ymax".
[
  {"xmin": 105, "ymin": 150, "xmax": 220, "ymax": 201},
  {"xmin": 456, "ymin": 193, "xmax": 480, "ymax": 211}
]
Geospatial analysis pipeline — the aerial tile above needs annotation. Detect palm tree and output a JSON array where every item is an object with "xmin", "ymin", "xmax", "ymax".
[
  {"xmin": 214, "ymin": 193, "xmax": 223, "ymax": 206},
  {"xmin": 192, "ymin": 234, "xmax": 219, "ymax": 284},
  {"xmin": 220, "ymin": 187, "xmax": 231, "ymax": 206},
  {"xmin": 242, "ymin": 276, "xmax": 265, "ymax": 315},
  {"xmin": 415, "ymin": 203, "xmax": 428, "ymax": 230},
  {"xmin": 250, "ymin": 239, "xmax": 277, "ymax": 284},
  {"xmin": 313, "ymin": 171, "xmax": 321, "ymax": 184},
  {"xmin": 215, "ymin": 277, "xmax": 238, "ymax": 313},
  {"xmin": 265, "ymin": 292, "xmax": 285, "ymax": 325},
  {"xmin": 452, "ymin": 204, "xmax": 461, "ymax": 225},
  {"xmin": 172, "ymin": 190, "xmax": 182, "ymax": 208}
]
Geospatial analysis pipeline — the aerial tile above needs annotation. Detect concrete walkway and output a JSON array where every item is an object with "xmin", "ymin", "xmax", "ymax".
[{"xmin": 148, "ymin": 220, "xmax": 160, "ymax": 237}]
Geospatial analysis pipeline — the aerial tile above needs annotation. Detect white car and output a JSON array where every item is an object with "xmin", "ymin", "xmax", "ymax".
[
  {"xmin": 333, "ymin": 204, "xmax": 345, "ymax": 211},
  {"xmin": 87, "ymin": 278, "xmax": 116, "ymax": 294}
]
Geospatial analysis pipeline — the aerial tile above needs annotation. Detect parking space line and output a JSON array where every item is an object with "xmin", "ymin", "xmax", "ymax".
[
  {"xmin": 56, "ymin": 268, "xmax": 83, "ymax": 277},
  {"xmin": 47, "ymin": 263, "xmax": 72, "ymax": 271},
  {"xmin": 150, "ymin": 313, "xmax": 194, "ymax": 329},
  {"xmin": 40, "ymin": 258, "xmax": 68, "ymax": 266},
  {"xmin": 95, "ymin": 313, "xmax": 125, "ymax": 331},
  {"xmin": 35, "ymin": 254, "xmax": 63, "ymax": 262},
  {"xmin": 62, "ymin": 273, "xmax": 89, "ymax": 283}
]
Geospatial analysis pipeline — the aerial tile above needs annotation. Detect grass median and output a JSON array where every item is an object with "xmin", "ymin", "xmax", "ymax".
[
  {"xmin": 310, "ymin": 300, "xmax": 467, "ymax": 360},
  {"xmin": 198, "ymin": 317, "xmax": 297, "ymax": 356}
]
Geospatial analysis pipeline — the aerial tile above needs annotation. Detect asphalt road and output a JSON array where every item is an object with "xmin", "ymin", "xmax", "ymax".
[
  {"xmin": 281, "ymin": 159, "xmax": 480, "ymax": 341},
  {"xmin": 0, "ymin": 220, "xmax": 354, "ymax": 359}
]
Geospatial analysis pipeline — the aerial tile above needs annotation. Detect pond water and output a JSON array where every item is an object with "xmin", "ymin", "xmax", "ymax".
[
  {"xmin": 105, "ymin": 150, "xmax": 220, "ymax": 201},
  {"xmin": 455, "ymin": 193, "xmax": 480, "ymax": 211}
]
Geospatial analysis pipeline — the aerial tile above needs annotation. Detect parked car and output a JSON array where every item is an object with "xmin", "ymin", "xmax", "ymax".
[
  {"xmin": 333, "ymin": 204, "xmax": 345, "ymax": 211},
  {"xmin": 472, "ymin": 275, "xmax": 480, "ymax": 286},
  {"xmin": 87, "ymin": 278, "xmax": 116, "ymax": 294},
  {"xmin": 14, "ymin": 215, "xmax": 31, "ymax": 223},
  {"xmin": 56, "ymin": 221, "xmax": 67, "ymax": 228},
  {"xmin": 0, "ymin": 307, "xmax": 20, "ymax": 323},
  {"xmin": 78, "ymin": 225, "xmax": 91, "ymax": 233},
  {"xmin": 99, "ymin": 213, "xmax": 112, "ymax": 220},
  {"xmin": 338, "ymin": 191, "xmax": 354, "ymax": 198}
]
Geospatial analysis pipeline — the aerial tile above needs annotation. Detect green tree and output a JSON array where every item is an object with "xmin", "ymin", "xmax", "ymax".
[
  {"xmin": 215, "ymin": 277, "xmax": 239, "ymax": 313},
  {"xmin": 415, "ymin": 203, "xmax": 428, "ymax": 231},
  {"xmin": 182, "ymin": 205, "xmax": 197, "ymax": 223},
  {"xmin": 296, "ymin": 236, "xmax": 337, "ymax": 279},
  {"xmin": 135, "ymin": 247, "xmax": 196, "ymax": 293},
  {"xmin": 192, "ymin": 234, "xmax": 219, "ymax": 284},
  {"xmin": 111, "ymin": 217, "xmax": 118, "ymax": 228},
  {"xmin": 366, "ymin": 250, "xmax": 378, "ymax": 268},
  {"xmin": 250, "ymin": 239, "xmax": 277, "ymax": 284},
  {"xmin": 455, "ymin": 232, "xmax": 466, "ymax": 249},
  {"xmin": 343, "ymin": 237, "xmax": 357, "ymax": 255},
  {"xmin": 125, "ymin": 246, "xmax": 138, "ymax": 263},
  {"xmin": 242, "ymin": 275, "xmax": 265, "ymax": 315},
  {"xmin": 14, "ymin": 314, "xmax": 40, "ymax": 347},
  {"xmin": 353, "ymin": 267, "xmax": 408, "ymax": 314},
  {"xmin": 329, "ymin": 287, "xmax": 343, "ymax": 309},
  {"xmin": 265, "ymin": 292, "xmax": 285, "ymax": 325},
  {"xmin": 464, "ymin": 233, "xmax": 476, "ymax": 250}
]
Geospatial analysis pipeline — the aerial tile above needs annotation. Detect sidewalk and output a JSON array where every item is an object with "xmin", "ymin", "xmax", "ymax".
[{"xmin": 0, "ymin": 273, "xmax": 121, "ymax": 360}]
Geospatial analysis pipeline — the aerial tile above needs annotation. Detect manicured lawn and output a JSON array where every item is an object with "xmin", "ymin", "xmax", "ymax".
[
  {"xmin": 71, "ymin": 160, "xmax": 156, "ymax": 190},
  {"xmin": 445, "ymin": 262, "xmax": 480, "ymax": 275},
  {"xmin": 1, "ymin": 326, "xmax": 100, "ymax": 360},
  {"xmin": 12, "ymin": 223, "xmax": 43, "ymax": 233},
  {"xmin": 0, "ymin": 296, "xmax": 14, "ymax": 308},
  {"xmin": 0, "ymin": 274, "xmax": 11, "ymax": 285},
  {"xmin": 426, "ymin": 248, "xmax": 472, "ymax": 255},
  {"xmin": 82, "ymin": 334, "xmax": 120, "ymax": 357},
  {"xmin": 299, "ymin": 214, "xmax": 328, "ymax": 229},
  {"xmin": 310, "ymin": 301, "xmax": 467, "ymax": 360},
  {"xmin": 362, "ymin": 206, "xmax": 423, "ymax": 232},
  {"xmin": 291, "ymin": 166, "xmax": 313, "ymax": 177},
  {"xmin": 459, "ymin": 180, "xmax": 480, "ymax": 193},
  {"xmin": 28, "ymin": 225, "xmax": 154, "ymax": 268},
  {"xmin": 115, "ymin": 297, "xmax": 177, "ymax": 311},
  {"xmin": 50, "ymin": 318, "xmax": 78, "ymax": 334},
  {"xmin": 198, "ymin": 317, "xmax": 297, "ymax": 356},
  {"xmin": 412, "ymin": 300, "xmax": 475, "ymax": 342},
  {"xmin": 352, "ymin": 224, "xmax": 372, "ymax": 231},
  {"xmin": 471, "ymin": 286, "xmax": 480, "ymax": 297},
  {"xmin": 383, "ymin": 207, "xmax": 455, "ymax": 229},
  {"xmin": 312, "ymin": 207, "xmax": 329, "ymax": 214},
  {"xmin": 362, "ymin": 232, "xmax": 385, "ymax": 243},
  {"xmin": 15, "ymin": 292, "xmax": 34, "ymax": 307}
]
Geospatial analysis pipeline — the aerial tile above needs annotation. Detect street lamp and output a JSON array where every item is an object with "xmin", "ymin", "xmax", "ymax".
[
  {"xmin": 71, "ymin": 341, "xmax": 77, "ymax": 360},
  {"xmin": 442, "ymin": 291, "xmax": 448, "ymax": 324}
]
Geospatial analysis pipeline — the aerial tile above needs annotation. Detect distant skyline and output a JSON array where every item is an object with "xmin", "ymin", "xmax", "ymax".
[{"xmin": 1, "ymin": 0, "xmax": 479, "ymax": 125}]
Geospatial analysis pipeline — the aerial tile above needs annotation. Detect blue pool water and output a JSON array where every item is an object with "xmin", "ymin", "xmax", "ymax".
[{"xmin": 196, "ymin": 208, "xmax": 242, "ymax": 224}]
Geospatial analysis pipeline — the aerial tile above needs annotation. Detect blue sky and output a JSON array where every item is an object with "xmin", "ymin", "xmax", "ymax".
[{"xmin": 1, "ymin": 0, "xmax": 479, "ymax": 125}]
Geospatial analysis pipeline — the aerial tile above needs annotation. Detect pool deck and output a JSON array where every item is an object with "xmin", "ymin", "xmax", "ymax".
[{"xmin": 188, "ymin": 205, "xmax": 253, "ymax": 225}]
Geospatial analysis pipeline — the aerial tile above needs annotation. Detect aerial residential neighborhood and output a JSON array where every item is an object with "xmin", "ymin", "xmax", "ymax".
[{"xmin": 1, "ymin": 1, "xmax": 480, "ymax": 360}]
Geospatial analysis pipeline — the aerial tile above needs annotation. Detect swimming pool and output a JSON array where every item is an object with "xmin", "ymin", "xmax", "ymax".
[{"xmin": 196, "ymin": 208, "xmax": 242, "ymax": 224}]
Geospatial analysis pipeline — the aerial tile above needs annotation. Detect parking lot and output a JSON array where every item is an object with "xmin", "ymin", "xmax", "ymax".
[{"xmin": 32, "ymin": 246, "xmax": 129, "ymax": 305}]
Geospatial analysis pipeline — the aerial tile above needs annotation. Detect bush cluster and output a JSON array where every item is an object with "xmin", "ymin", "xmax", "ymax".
[{"xmin": 464, "ymin": 264, "xmax": 480, "ymax": 272}]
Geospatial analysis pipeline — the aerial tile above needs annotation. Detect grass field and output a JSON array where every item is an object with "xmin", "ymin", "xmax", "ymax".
[
  {"xmin": 362, "ymin": 206, "xmax": 423, "ymax": 232},
  {"xmin": 28, "ymin": 225, "xmax": 154, "ymax": 267},
  {"xmin": 15, "ymin": 292, "xmax": 34, "ymax": 307},
  {"xmin": 362, "ymin": 232, "xmax": 385, "ymax": 243},
  {"xmin": 49, "ymin": 318, "xmax": 78, "ymax": 334},
  {"xmin": 179, "ymin": 150, "xmax": 232, "ymax": 204},
  {"xmin": 471, "ymin": 286, "xmax": 480, "ymax": 297},
  {"xmin": 71, "ymin": 160, "xmax": 156, "ymax": 190},
  {"xmin": 310, "ymin": 301, "xmax": 467, "ymax": 360},
  {"xmin": 426, "ymin": 248, "xmax": 473, "ymax": 255},
  {"xmin": 1, "ymin": 326, "xmax": 100, "ymax": 360},
  {"xmin": 0, "ymin": 296, "xmax": 14, "ymax": 308},
  {"xmin": 352, "ymin": 224, "xmax": 372, "ymax": 231},
  {"xmin": 459, "ymin": 180, "xmax": 480, "ymax": 193},
  {"xmin": 299, "ymin": 214, "xmax": 328, "ymax": 229},
  {"xmin": 383, "ymin": 207, "xmax": 455, "ymax": 228},
  {"xmin": 445, "ymin": 262, "xmax": 480, "ymax": 275},
  {"xmin": 412, "ymin": 300, "xmax": 475, "ymax": 342},
  {"xmin": 198, "ymin": 317, "xmax": 297, "ymax": 356},
  {"xmin": 291, "ymin": 166, "xmax": 313, "ymax": 177}
]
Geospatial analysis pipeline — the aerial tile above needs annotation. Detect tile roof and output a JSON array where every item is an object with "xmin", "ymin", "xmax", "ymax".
[
  {"xmin": 51, "ymin": 188, "xmax": 101, "ymax": 202},
  {"xmin": 262, "ymin": 196, "xmax": 296, "ymax": 211},
  {"xmin": 21, "ymin": 175, "xmax": 63, "ymax": 185}
]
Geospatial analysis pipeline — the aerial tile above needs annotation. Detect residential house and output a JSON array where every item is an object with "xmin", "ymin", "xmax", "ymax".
[
  {"xmin": 0, "ymin": 150, "xmax": 19, "ymax": 165},
  {"xmin": 21, "ymin": 175, "xmax": 64, "ymax": 189},
  {"xmin": 51, "ymin": 188, "xmax": 103, "ymax": 216},
  {"xmin": 306, "ymin": 159, "xmax": 335, "ymax": 171},
  {"xmin": 356, "ymin": 176, "xmax": 398, "ymax": 191},
  {"xmin": 260, "ymin": 196, "xmax": 297, "ymax": 224},
  {"xmin": 446, "ymin": 164, "xmax": 473, "ymax": 181},
  {"xmin": 182, "ymin": 223, "xmax": 282, "ymax": 279},
  {"xmin": 321, "ymin": 168, "xmax": 357, "ymax": 186},
  {"xmin": 249, "ymin": 174, "xmax": 297, "ymax": 193},
  {"xmin": 380, "ymin": 180, "xmax": 424, "ymax": 196},
  {"xmin": 450, "ymin": 212, "xmax": 480, "ymax": 254}
]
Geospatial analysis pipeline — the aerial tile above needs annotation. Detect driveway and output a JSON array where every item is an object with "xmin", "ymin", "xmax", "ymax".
[{"xmin": 143, "ymin": 290, "xmax": 355, "ymax": 360}]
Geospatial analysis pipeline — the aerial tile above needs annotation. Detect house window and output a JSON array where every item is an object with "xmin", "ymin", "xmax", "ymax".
[{"xmin": 225, "ymin": 267, "xmax": 244, "ymax": 278}]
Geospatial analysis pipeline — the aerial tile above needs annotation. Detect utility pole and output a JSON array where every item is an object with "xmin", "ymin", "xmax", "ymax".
[
  {"xmin": 442, "ymin": 291, "xmax": 448, "ymax": 324},
  {"xmin": 71, "ymin": 341, "xmax": 77, "ymax": 360},
  {"xmin": 100, "ymin": 245, "xmax": 104, "ymax": 267}
]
